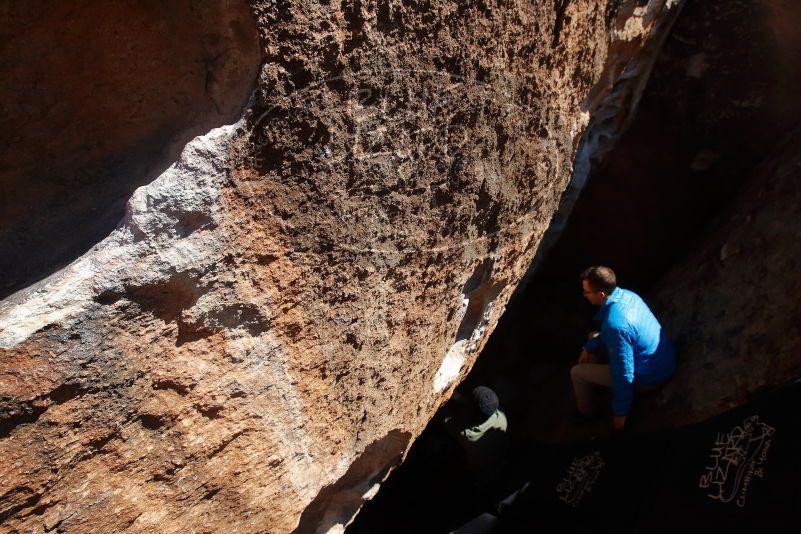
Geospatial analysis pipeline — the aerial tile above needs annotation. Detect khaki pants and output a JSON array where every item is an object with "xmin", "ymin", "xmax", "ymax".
[{"xmin": 570, "ymin": 360, "xmax": 660, "ymax": 415}]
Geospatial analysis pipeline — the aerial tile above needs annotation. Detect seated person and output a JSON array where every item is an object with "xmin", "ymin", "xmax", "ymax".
[{"xmin": 571, "ymin": 266, "xmax": 675, "ymax": 430}]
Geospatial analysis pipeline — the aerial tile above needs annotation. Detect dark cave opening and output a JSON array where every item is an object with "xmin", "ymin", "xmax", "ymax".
[
  {"xmin": 0, "ymin": 0, "xmax": 262, "ymax": 299},
  {"xmin": 349, "ymin": 0, "xmax": 801, "ymax": 531}
]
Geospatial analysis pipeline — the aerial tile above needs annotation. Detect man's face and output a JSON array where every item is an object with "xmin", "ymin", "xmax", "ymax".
[{"xmin": 582, "ymin": 279, "xmax": 606, "ymax": 306}]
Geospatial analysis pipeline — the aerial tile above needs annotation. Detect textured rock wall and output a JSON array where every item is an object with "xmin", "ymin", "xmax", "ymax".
[{"xmin": 0, "ymin": 1, "xmax": 681, "ymax": 532}]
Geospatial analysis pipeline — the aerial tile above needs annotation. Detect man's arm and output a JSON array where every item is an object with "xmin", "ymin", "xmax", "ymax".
[
  {"xmin": 583, "ymin": 334, "xmax": 604, "ymax": 355},
  {"xmin": 580, "ymin": 333, "xmax": 604, "ymax": 363},
  {"xmin": 607, "ymin": 327, "xmax": 635, "ymax": 418}
]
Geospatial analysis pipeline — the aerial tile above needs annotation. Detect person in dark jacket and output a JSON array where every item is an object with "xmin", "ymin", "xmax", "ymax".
[
  {"xmin": 443, "ymin": 386, "xmax": 508, "ymax": 482},
  {"xmin": 571, "ymin": 266, "xmax": 675, "ymax": 430}
]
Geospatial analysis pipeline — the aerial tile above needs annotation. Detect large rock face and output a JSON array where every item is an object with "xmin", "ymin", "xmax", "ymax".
[{"xmin": 0, "ymin": 1, "xmax": 681, "ymax": 532}]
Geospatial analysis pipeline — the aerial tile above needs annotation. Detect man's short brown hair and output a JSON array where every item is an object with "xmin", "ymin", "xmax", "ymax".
[{"xmin": 580, "ymin": 266, "xmax": 617, "ymax": 294}]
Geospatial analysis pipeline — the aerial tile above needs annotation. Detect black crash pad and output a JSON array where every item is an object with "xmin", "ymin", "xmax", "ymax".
[{"xmin": 492, "ymin": 380, "xmax": 801, "ymax": 533}]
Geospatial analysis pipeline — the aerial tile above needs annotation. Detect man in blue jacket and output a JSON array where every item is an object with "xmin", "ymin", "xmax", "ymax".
[{"xmin": 571, "ymin": 266, "xmax": 675, "ymax": 430}]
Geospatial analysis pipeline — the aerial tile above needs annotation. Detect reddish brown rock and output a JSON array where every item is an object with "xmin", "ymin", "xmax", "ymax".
[
  {"xmin": 644, "ymin": 126, "xmax": 801, "ymax": 429},
  {"xmin": 0, "ymin": 1, "xmax": 681, "ymax": 532}
]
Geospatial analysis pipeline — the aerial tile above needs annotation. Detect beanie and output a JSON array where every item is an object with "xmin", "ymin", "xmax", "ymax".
[{"xmin": 472, "ymin": 386, "xmax": 499, "ymax": 417}]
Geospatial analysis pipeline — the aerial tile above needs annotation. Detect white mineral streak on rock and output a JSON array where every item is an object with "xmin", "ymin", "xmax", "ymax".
[
  {"xmin": 614, "ymin": 7, "xmax": 648, "ymax": 42},
  {"xmin": 0, "ymin": 122, "xmax": 238, "ymax": 349},
  {"xmin": 0, "ymin": 255, "xmax": 95, "ymax": 348},
  {"xmin": 432, "ymin": 296, "xmax": 469, "ymax": 392},
  {"xmin": 433, "ymin": 339, "xmax": 469, "ymax": 393},
  {"xmin": 362, "ymin": 483, "xmax": 381, "ymax": 500},
  {"xmin": 433, "ymin": 297, "xmax": 495, "ymax": 393},
  {"xmin": 614, "ymin": 0, "xmax": 673, "ymax": 42}
]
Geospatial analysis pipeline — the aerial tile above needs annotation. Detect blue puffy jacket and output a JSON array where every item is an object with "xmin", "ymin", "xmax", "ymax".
[{"xmin": 584, "ymin": 287, "xmax": 675, "ymax": 416}]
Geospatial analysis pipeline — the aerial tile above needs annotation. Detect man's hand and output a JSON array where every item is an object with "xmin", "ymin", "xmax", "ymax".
[
  {"xmin": 578, "ymin": 349, "xmax": 591, "ymax": 364},
  {"xmin": 613, "ymin": 415, "xmax": 626, "ymax": 431}
]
